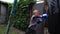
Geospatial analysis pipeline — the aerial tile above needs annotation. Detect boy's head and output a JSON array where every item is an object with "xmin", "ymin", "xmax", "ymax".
[{"xmin": 33, "ymin": 10, "xmax": 40, "ymax": 16}]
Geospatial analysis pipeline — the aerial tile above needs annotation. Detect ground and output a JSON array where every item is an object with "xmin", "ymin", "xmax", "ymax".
[
  {"xmin": 0, "ymin": 25, "xmax": 25, "ymax": 34},
  {"xmin": 0, "ymin": 25, "xmax": 49, "ymax": 34}
]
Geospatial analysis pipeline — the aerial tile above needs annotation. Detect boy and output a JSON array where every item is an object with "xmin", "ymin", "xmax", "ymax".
[{"xmin": 26, "ymin": 10, "xmax": 48, "ymax": 34}]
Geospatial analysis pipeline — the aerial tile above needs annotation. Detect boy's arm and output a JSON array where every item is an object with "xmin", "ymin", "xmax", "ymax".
[{"xmin": 30, "ymin": 15, "xmax": 37, "ymax": 23}]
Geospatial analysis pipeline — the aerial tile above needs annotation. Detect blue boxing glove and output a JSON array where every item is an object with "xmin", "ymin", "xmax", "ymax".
[
  {"xmin": 37, "ymin": 13, "xmax": 48, "ymax": 24},
  {"xmin": 42, "ymin": 13, "xmax": 48, "ymax": 19},
  {"xmin": 37, "ymin": 18, "xmax": 43, "ymax": 24}
]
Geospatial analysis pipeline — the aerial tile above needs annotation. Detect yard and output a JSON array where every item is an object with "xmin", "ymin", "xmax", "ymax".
[
  {"xmin": 0, "ymin": 25, "xmax": 25, "ymax": 34},
  {"xmin": 0, "ymin": 25, "xmax": 49, "ymax": 34}
]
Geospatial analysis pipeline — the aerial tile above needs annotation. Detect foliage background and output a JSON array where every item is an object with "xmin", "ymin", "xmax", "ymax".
[{"xmin": 8, "ymin": 0, "xmax": 36, "ymax": 31}]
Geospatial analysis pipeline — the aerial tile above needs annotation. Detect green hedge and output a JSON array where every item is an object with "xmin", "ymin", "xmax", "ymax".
[{"xmin": 9, "ymin": 0, "xmax": 36, "ymax": 31}]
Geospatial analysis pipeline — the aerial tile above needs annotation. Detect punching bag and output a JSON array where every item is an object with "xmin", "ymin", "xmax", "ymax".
[{"xmin": 47, "ymin": 0, "xmax": 60, "ymax": 34}]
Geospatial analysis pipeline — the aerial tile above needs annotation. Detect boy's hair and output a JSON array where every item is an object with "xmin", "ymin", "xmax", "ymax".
[{"xmin": 33, "ymin": 10, "xmax": 40, "ymax": 14}]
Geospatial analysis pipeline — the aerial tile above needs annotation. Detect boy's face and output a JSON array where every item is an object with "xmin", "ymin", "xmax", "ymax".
[{"xmin": 34, "ymin": 12, "xmax": 40, "ymax": 17}]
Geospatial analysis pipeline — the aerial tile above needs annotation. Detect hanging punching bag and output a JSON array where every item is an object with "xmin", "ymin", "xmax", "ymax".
[{"xmin": 47, "ymin": 0, "xmax": 60, "ymax": 34}]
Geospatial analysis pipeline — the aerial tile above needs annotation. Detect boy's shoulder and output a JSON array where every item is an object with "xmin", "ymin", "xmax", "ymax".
[{"xmin": 32, "ymin": 15, "xmax": 35, "ymax": 17}]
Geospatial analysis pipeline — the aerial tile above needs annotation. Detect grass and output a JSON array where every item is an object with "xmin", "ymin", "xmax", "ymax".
[
  {"xmin": 0, "ymin": 25, "xmax": 18, "ymax": 34},
  {"xmin": 0, "ymin": 25, "xmax": 5, "ymax": 34}
]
